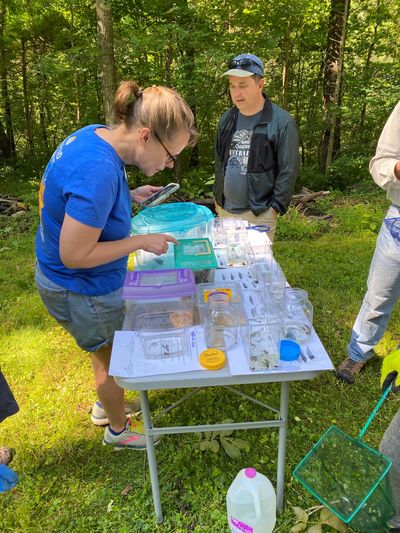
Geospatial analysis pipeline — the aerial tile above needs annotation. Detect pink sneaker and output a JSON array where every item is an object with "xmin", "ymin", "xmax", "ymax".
[
  {"xmin": 103, "ymin": 418, "xmax": 159, "ymax": 450},
  {"xmin": 91, "ymin": 399, "xmax": 141, "ymax": 426}
]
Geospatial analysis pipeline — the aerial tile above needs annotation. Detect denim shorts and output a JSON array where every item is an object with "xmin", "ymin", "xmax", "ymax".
[{"xmin": 35, "ymin": 264, "xmax": 125, "ymax": 352}]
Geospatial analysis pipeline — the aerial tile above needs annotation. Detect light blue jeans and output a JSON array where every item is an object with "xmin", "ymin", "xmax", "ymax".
[
  {"xmin": 380, "ymin": 409, "xmax": 400, "ymax": 528},
  {"xmin": 348, "ymin": 205, "xmax": 400, "ymax": 362}
]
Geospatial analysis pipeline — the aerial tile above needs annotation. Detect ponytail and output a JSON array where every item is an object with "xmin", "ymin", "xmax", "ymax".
[{"xmin": 112, "ymin": 80, "xmax": 197, "ymax": 147}]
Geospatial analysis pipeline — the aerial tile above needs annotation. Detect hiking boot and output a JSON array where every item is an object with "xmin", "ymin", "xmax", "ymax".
[
  {"xmin": 90, "ymin": 399, "xmax": 141, "ymax": 426},
  {"xmin": 0, "ymin": 447, "xmax": 13, "ymax": 465},
  {"xmin": 103, "ymin": 418, "xmax": 159, "ymax": 450},
  {"xmin": 336, "ymin": 357, "xmax": 367, "ymax": 384}
]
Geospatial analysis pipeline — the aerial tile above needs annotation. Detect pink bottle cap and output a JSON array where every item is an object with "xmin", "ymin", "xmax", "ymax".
[{"xmin": 244, "ymin": 468, "xmax": 257, "ymax": 478}]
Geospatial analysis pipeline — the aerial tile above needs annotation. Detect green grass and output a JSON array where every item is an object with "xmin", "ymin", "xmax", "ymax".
[{"xmin": 0, "ymin": 179, "xmax": 399, "ymax": 532}]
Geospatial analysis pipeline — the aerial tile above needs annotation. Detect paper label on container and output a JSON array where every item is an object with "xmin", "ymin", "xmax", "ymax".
[
  {"xmin": 203, "ymin": 288, "xmax": 233, "ymax": 303},
  {"xmin": 230, "ymin": 516, "xmax": 253, "ymax": 533}
]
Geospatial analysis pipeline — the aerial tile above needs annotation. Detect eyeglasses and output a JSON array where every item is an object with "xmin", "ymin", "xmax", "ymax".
[
  {"xmin": 228, "ymin": 58, "xmax": 261, "ymax": 70},
  {"xmin": 153, "ymin": 131, "xmax": 177, "ymax": 163}
]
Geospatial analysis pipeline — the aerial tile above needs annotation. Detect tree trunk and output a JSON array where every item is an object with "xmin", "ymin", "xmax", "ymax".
[
  {"xmin": 0, "ymin": 116, "xmax": 11, "ymax": 159},
  {"xmin": 281, "ymin": 19, "xmax": 291, "ymax": 107},
  {"xmin": 0, "ymin": 0, "xmax": 16, "ymax": 160},
  {"xmin": 21, "ymin": 37, "xmax": 34, "ymax": 150},
  {"xmin": 320, "ymin": 0, "xmax": 350, "ymax": 175},
  {"xmin": 359, "ymin": 0, "xmax": 380, "ymax": 132},
  {"xmin": 95, "ymin": 0, "xmax": 116, "ymax": 126},
  {"xmin": 70, "ymin": 7, "xmax": 81, "ymax": 124}
]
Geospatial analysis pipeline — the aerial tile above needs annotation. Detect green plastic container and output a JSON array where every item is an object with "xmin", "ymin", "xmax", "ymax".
[
  {"xmin": 174, "ymin": 238, "xmax": 218, "ymax": 270},
  {"xmin": 293, "ymin": 386, "xmax": 394, "ymax": 530}
]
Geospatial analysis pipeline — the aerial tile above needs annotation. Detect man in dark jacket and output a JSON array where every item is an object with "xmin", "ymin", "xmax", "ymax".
[{"xmin": 214, "ymin": 53, "xmax": 299, "ymax": 241}]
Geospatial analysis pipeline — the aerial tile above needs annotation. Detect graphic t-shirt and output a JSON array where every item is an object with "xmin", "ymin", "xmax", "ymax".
[
  {"xmin": 223, "ymin": 110, "xmax": 262, "ymax": 212},
  {"xmin": 35, "ymin": 125, "xmax": 132, "ymax": 296}
]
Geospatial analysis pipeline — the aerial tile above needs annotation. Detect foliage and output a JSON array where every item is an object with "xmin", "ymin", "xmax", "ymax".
[
  {"xmin": 193, "ymin": 419, "xmax": 250, "ymax": 458},
  {"xmin": 276, "ymin": 207, "xmax": 331, "ymax": 241},
  {"xmin": 0, "ymin": 0, "xmax": 399, "ymax": 192},
  {"xmin": 291, "ymin": 506, "xmax": 348, "ymax": 532},
  {"xmin": 328, "ymin": 155, "xmax": 371, "ymax": 190}
]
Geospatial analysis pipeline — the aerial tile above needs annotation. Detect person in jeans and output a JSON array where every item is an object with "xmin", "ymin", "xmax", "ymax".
[
  {"xmin": 214, "ymin": 53, "xmax": 299, "ymax": 242},
  {"xmin": 380, "ymin": 349, "xmax": 400, "ymax": 532},
  {"xmin": 337, "ymin": 102, "xmax": 400, "ymax": 383},
  {"xmin": 0, "ymin": 369, "xmax": 19, "ymax": 492},
  {"xmin": 35, "ymin": 80, "xmax": 197, "ymax": 449}
]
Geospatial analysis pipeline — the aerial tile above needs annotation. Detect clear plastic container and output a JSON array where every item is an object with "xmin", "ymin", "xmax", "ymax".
[
  {"xmin": 196, "ymin": 282, "xmax": 244, "ymax": 325},
  {"xmin": 281, "ymin": 288, "xmax": 313, "ymax": 344},
  {"xmin": 204, "ymin": 292, "xmax": 238, "ymax": 351},
  {"xmin": 122, "ymin": 269, "xmax": 196, "ymax": 330},
  {"xmin": 227, "ymin": 468, "xmax": 276, "ymax": 533},
  {"xmin": 131, "ymin": 202, "xmax": 214, "ymax": 269},
  {"xmin": 134, "ymin": 312, "xmax": 188, "ymax": 359},
  {"xmin": 246, "ymin": 321, "xmax": 281, "ymax": 371}
]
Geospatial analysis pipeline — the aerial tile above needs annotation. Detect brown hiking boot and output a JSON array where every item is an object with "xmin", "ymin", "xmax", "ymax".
[{"xmin": 336, "ymin": 358, "xmax": 367, "ymax": 384}]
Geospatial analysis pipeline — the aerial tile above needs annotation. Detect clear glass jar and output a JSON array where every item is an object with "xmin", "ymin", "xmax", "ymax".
[
  {"xmin": 281, "ymin": 288, "xmax": 313, "ymax": 344},
  {"xmin": 204, "ymin": 292, "xmax": 237, "ymax": 350}
]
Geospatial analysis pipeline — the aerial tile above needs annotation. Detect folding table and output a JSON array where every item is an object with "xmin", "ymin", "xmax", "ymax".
[{"xmin": 116, "ymin": 363, "xmax": 329, "ymax": 524}]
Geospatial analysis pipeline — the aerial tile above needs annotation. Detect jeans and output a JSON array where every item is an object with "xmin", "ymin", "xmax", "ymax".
[
  {"xmin": 348, "ymin": 205, "xmax": 400, "ymax": 362},
  {"xmin": 380, "ymin": 409, "xmax": 400, "ymax": 528},
  {"xmin": 35, "ymin": 263, "xmax": 125, "ymax": 352}
]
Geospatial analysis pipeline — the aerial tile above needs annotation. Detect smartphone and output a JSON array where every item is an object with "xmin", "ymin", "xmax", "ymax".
[{"xmin": 140, "ymin": 183, "xmax": 180, "ymax": 208}]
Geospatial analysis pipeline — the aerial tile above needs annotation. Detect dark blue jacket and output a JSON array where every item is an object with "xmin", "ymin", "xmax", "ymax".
[{"xmin": 214, "ymin": 96, "xmax": 299, "ymax": 215}]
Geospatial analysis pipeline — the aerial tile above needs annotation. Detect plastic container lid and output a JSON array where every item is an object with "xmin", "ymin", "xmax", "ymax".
[
  {"xmin": 174, "ymin": 238, "xmax": 218, "ymax": 270},
  {"xmin": 280, "ymin": 339, "xmax": 301, "ymax": 361},
  {"xmin": 131, "ymin": 202, "xmax": 214, "ymax": 235},
  {"xmin": 121, "ymin": 268, "xmax": 196, "ymax": 300},
  {"xmin": 199, "ymin": 349, "xmax": 226, "ymax": 370}
]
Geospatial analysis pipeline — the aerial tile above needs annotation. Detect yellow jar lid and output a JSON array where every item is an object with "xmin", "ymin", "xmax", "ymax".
[{"xmin": 199, "ymin": 349, "xmax": 226, "ymax": 370}]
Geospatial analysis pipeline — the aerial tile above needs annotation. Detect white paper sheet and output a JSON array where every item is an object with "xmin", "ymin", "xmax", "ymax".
[{"xmin": 109, "ymin": 326, "xmax": 207, "ymax": 378}]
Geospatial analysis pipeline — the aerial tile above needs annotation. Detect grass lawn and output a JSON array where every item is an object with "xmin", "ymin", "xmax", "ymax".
[{"xmin": 0, "ymin": 176, "xmax": 399, "ymax": 532}]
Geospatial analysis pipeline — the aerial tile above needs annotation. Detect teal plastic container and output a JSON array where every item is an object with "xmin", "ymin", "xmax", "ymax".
[
  {"xmin": 175, "ymin": 238, "xmax": 218, "ymax": 283},
  {"xmin": 131, "ymin": 202, "xmax": 214, "ymax": 270},
  {"xmin": 174, "ymin": 238, "xmax": 218, "ymax": 269}
]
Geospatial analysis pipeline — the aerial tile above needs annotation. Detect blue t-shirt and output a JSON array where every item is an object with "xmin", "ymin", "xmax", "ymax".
[{"xmin": 35, "ymin": 125, "xmax": 132, "ymax": 296}]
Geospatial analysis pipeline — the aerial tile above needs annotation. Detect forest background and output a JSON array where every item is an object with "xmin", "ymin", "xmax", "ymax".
[
  {"xmin": 0, "ymin": 0, "xmax": 399, "ymax": 196},
  {"xmin": 1, "ymin": 1, "xmax": 400, "ymax": 531}
]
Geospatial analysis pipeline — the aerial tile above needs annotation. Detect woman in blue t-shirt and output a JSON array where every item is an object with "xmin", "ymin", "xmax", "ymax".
[{"xmin": 35, "ymin": 80, "xmax": 197, "ymax": 450}]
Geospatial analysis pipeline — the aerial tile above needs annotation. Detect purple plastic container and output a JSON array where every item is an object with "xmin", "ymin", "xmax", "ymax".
[
  {"xmin": 122, "ymin": 269, "xmax": 196, "ymax": 331},
  {"xmin": 122, "ymin": 269, "xmax": 195, "ymax": 300}
]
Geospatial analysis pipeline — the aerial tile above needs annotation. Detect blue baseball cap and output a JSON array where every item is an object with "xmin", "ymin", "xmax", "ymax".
[{"xmin": 222, "ymin": 53, "xmax": 264, "ymax": 78}]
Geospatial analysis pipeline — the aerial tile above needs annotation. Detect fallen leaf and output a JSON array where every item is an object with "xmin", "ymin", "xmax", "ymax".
[
  {"xmin": 121, "ymin": 484, "xmax": 133, "ymax": 496},
  {"xmin": 307, "ymin": 524, "xmax": 322, "ymax": 533},
  {"xmin": 321, "ymin": 509, "xmax": 347, "ymax": 532},
  {"xmin": 290, "ymin": 522, "xmax": 308, "ymax": 532},
  {"xmin": 293, "ymin": 506, "xmax": 309, "ymax": 523}
]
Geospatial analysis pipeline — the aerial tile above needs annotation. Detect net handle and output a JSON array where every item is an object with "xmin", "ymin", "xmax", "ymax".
[{"xmin": 357, "ymin": 384, "xmax": 392, "ymax": 440}]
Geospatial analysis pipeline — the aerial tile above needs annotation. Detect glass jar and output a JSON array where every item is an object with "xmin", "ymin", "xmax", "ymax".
[
  {"xmin": 281, "ymin": 288, "xmax": 313, "ymax": 344},
  {"xmin": 204, "ymin": 292, "xmax": 237, "ymax": 350}
]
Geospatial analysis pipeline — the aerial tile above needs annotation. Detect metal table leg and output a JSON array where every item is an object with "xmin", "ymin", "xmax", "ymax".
[
  {"xmin": 276, "ymin": 381, "xmax": 289, "ymax": 511},
  {"xmin": 139, "ymin": 390, "xmax": 163, "ymax": 524}
]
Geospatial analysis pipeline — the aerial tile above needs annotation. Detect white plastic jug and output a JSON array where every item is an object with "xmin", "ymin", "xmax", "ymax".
[{"xmin": 227, "ymin": 468, "xmax": 276, "ymax": 533}]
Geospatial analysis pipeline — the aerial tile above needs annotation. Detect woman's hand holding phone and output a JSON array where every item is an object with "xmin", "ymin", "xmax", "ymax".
[{"xmin": 131, "ymin": 185, "xmax": 163, "ymax": 205}]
